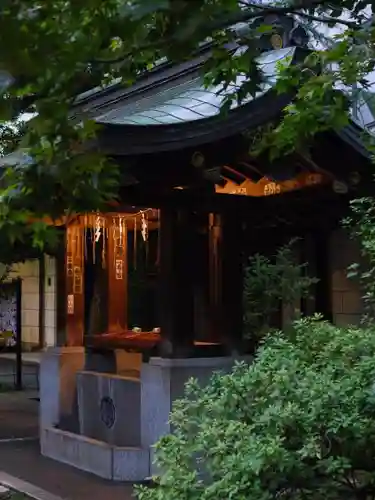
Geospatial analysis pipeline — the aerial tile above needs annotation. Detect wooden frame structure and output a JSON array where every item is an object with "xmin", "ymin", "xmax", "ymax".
[{"xmin": 51, "ymin": 17, "xmax": 375, "ymax": 356}]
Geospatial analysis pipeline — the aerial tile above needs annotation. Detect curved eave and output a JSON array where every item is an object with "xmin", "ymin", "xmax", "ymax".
[
  {"xmin": 95, "ymin": 47, "xmax": 307, "ymax": 155},
  {"xmin": 337, "ymin": 123, "xmax": 371, "ymax": 159},
  {"xmin": 96, "ymin": 88, "xmax": 293, "ymax": 155}
]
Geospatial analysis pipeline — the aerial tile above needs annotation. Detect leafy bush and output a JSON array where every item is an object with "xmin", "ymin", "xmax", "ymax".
[
  {"xmin": 243, "ymin": 239, "xmax": 317, "ymax": 339},
  {"xmin": 137, "ymin": 316, "xmax": 375, "ymax": 500},
  {"xmin": 345, "ymin": 197, "xmax": 375, "ymax": 325}
]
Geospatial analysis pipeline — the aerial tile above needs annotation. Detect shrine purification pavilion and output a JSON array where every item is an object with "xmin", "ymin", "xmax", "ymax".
[{"xmin": 35, "ymin": 14, "xmax": 375, "ymax": 480}]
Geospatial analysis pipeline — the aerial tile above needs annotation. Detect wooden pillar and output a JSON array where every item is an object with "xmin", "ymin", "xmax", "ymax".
[
  {"xmin": 65, "ymin": 225, "xmax": 85, "ymax": 346},
  {"xmin": 314, "ymin": 228, "xmax": 333, "ymax": 321},
  {"xmin": 208, "ymin": 213, "xmax": 222, "ymax": 341},
  {"xmin": 107, "ymin": 218, "xmax": 128, "ymax": 333},
  {"xmin": 192, "ymin": 213, "xmax": 211, "ymax": 342},
  {"xmin": 221, "ymin": 212, "xmax": 244, "ymax": 351},
  {"xmin": 209, "ymin": 212, "xmax": 244, "ymax": 353},
  {"xmin": 158, "ymin": 208, "xmax": 195, "ymax": 357},
  {"xmin": 281, "ymin": 240, "xmax": 302, "ymax": 328},
  {"xmin": 300, "ymin": 233, "xmax": 317, "ymax": 317},
  {"xmin": 55, "ymin": 232, "xmax": 67, "ymax": 347}
]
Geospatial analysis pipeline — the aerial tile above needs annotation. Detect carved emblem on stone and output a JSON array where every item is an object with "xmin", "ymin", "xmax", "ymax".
[{"xmin": 100, "ymin": 396, "xmax": 116, "ymax": 429}]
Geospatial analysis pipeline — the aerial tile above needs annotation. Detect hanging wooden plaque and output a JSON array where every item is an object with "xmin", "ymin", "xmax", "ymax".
[
  {"xmin": 67, "ymin": 294, "xmax": 74, "ymax": 315},
  {"xmin": 73, "ymin": 266, "xmax": 83, "ymax": 294},
  {"xmin": 115, "ymin": 259, "xmax": 123, "ymax": 280},
  {"xmin": 66, "ymin": 255, "xmax": 73, "ymax": 277}
]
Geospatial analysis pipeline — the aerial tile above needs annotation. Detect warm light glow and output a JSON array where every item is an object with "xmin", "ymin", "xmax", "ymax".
[
  {"xmin": 215, "ymin": 172, "xmax": 329, "ymax": 197},
  {"xmin": 63, "ymin": 209, "xmax": 158, "ymax": 271}
]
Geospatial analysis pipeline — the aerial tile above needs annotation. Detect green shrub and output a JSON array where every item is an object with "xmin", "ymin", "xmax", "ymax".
[
  {"xmin": 137, "ymin": 316, "xmax": 375, "ymax": 500},
  {"xmin": 243, "ymin": 239, "xmax": 317, "ymax": 340},
  {"xmin": 344, "ymin": 197, "xmax": 375, "ymax": 325}
]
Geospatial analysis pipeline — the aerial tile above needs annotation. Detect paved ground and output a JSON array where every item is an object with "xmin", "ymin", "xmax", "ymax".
[
  {"xmin": 0, "ymin": 391, "xmax": 39, "ymax": 439},
  {"xmin": 0, "ymin": 391, "xmax": 136, "ymax": 500},
  {"xmin": 0, "ymin": 441, "xmax": 135, "ymax": 500},
  {"xmin": 0, "ymin": 356, "xmax": 39, "ymax": 391},
  {"xmin": 0, "ymin": 353, "xmax": 42, "ymax": 365}
]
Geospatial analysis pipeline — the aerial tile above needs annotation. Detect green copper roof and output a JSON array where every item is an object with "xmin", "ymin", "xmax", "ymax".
[{"xmin": 96, "ymin": 47, "xmax": 296, "ymax": 126}]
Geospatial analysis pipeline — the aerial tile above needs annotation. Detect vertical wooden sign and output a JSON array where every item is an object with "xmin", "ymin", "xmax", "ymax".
[
  {"xmin": 65, "ymin": 224, "xmax": 85, "ymax": 346},
  {"xmin": 107, "ymin": 217, "xmax": 128, "ymax": 333}
]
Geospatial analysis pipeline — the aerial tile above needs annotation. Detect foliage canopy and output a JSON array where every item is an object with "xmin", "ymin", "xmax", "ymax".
[{"xmin": 1, "ymin": 0, "xmax": 375, "ymax": 249}]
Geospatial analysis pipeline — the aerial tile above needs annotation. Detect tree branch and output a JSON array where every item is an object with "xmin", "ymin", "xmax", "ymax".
[
  {"xmin": 245, "ymin": 1, "xmax": 360, "ymax": 29},
  {"xmin": 94, "ymin": 0, "xmax": 356, "ymax": 66},
  {"xmin": 295, "ymin": 11, "xmax": 359, "ymax": 28}
]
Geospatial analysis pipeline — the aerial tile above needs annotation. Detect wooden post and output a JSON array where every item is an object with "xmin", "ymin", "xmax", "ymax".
[
  {"xmin": 208, "ymin": 213, "xmax": 222, "ymax": 341},
  {"xmin": 158, "ymin": 208, "xmax": 195, "ymax": 357},
  {"xmin": 192, "ymin": 213, "xmax": 211, "ymax": 342},
  {"xmin": 107, "ymin": 220, "xmax": 128, "ymax": 333},
  {"xmin": 221, "ymin": 212, "xmax": 244, "ymax": 352},
  {"xmin": 300, "ymin": 233, "xmax": 317, "ymax": 317},
  {"xmin": 56, "ymin": 233, "xmax": 67, "ymax": 347},
  {"xmin": 209, "ymin": 212, "xmax": 244, "ymax": 353},
  {"xmin": 315, "ymin": 228, "xmax": 333, "ymax": 321},
  {"xmin": 65, "ymin": 225, "xmax": 85, "ymax": 346}
]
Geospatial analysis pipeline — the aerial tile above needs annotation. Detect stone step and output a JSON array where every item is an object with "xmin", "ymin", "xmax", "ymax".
[{"xmin": 41, "ymin": 427, "xmax": 150, "ymax": 481}]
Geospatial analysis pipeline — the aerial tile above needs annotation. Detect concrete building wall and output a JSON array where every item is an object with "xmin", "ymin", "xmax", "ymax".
[
  {"xmin": 330, "ymin": 229, "xmax": 363, "ymax": 326},
  {"xmin": 7, "ymin": 256, "xmax": 57, "ymax": 350},
  {"xmin": 9, "ymin": 260, "xmax": 40, "ymax": 349},
  {"xmin": 280, "ymin": 230, "xmax": 364, "ymax": 329}
]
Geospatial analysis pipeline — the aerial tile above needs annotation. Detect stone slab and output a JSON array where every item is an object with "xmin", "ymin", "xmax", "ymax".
[
  {"xmin": 77, "ymin": 371, "xmax": 141, "ymax": 447},
  {"xmin": 39, "ymin": 347, "xmax": 85, "ymax": 431},
  {"xmin": 39, "ymin": 351, "xmax": 60, "ymax": 429},
  {"xmin": 112, "ymin": 447, "xmax": 150, "ymax": 481},
  {"xmin": 40, "ymin": 427, "xmax": 113, "ymax": 480},
  {"xmin": 141, "ymin": 355, "xmax": 252, "ymax": 453},
  {"xmin": 148, "ymin": 356, "xmax": 252, "ymax": 368},
  {"xmin": 41, "ymin": 427, "xmax": 150, "ymax": 481}
]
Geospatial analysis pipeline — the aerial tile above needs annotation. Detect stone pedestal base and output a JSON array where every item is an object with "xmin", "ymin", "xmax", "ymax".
[
  {"xmin": 40, "ymin": 353, "xmax": 251, "ymax": 481},
  {"xmin": 39, "ymin": 347, "xmax": 85, "ymax": 433},
  {"xmin": 141, "ymin": 356, "xmax": 252, "ymax": 475},
  {"xmin": 77, "ymin": 371, "xmax": 141, "ymax": 447},
  {"xmin": 41, "ymin": 427, "xmax": 149, "ymax": 481}
]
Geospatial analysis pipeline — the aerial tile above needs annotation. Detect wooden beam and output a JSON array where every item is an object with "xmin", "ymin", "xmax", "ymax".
[
  {"xmin": 117, "ymin": 183, "xmax": 337, "ymax": 214},
  {"xmin": 215, "ymin": 172, "xmax": 329, "ymax": 197}
]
